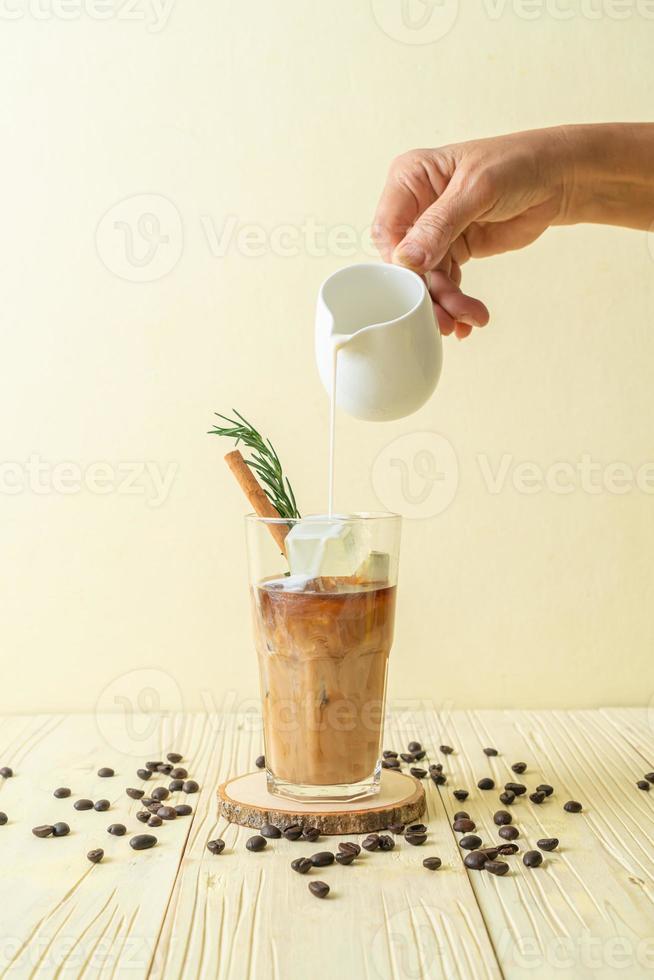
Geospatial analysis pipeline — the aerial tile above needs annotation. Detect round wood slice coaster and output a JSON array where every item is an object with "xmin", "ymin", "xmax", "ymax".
[{"xmin": 217, "ymin": 769, "xmax": 426, "ymax": 835}]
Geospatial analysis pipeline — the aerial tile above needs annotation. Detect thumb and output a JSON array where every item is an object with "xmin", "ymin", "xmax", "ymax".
[{"xmin": 393, "ymin": 181, "xmax": 479, "ymax": 272}]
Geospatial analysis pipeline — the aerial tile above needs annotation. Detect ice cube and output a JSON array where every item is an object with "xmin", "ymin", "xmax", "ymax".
[
  {"xmin": 285, "ymin": 517, "xmax": 367, "ymax": 579},
  {"xmin": 354, "ymin": 551, "xmax": 390, "ymax": 584}
]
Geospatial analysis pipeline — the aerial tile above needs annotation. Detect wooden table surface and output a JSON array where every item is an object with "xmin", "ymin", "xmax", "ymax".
[{"xmin": 0, "ymin": 708, "xmax": 652, "ymax": 979}]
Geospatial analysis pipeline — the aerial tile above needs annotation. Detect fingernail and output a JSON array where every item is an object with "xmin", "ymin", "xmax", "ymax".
[
  {"xmin": 394, "ymin": 241, "xmax": 426, "ymax": 270},
  {"xmin": 457, "ymin": 314, "xmax": 481, "ymax": 328}
]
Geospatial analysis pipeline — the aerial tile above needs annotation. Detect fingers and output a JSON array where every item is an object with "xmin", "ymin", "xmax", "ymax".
[
  {"xmin": 426, "ymin": 269, "xmax": 490, "ymax": 334},
  {"xmin": 393, "ymin": 175, "xmax": 485, "ymax": 273},
  {"xmin": 372, "ymin": 152, "xmax": 448, "ymax": 262}
]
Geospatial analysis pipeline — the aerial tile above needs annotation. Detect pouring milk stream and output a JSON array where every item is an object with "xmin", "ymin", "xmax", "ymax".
[{"xmin": 285, "ymin": 262, "xmax": 442, "ymax": 580}]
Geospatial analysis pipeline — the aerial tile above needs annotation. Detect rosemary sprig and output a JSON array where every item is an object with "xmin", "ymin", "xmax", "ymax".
[{"xmin": 209, "ymin": 410, "xmax": 301, "ymax": 519}]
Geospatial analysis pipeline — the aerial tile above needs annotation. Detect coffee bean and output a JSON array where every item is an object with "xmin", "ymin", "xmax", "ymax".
[
  {"xmin": 429, "ymin": 763, "xmax": 443, "ymax": 773},
  {"xmin": 255, "ymin": 756, "xmax": 265, "ymax": 769},
  {"xmin": 97, "ymin": 768, "xmax": 114, "ymax": 778},
  {"xmin": 498, "ymin": 825, "xmax": 519, "ymax": 841},
  {"xmin": 53, "ymin": 787, "xmax": 71, "ymax": 799},
  {"xmin": 453, "ymin": 811, "xmax": 470, "ymax": 821},
  {"xmin": 477, "ymin": 778, "xmax": 495, "ymax": 790},
  {"xmin": 410, "ymin": 767, "xmax": 427, "ymax": 779},
  {"xmin": 439, "ymin": 745, "xmax": 454, "ymax": 755},
  {"xmin": 483, "ymin": 748, "xmax": 498, "ymax": 757},
  {"xmin": 0, "ymin": 813, "xmax": 7, "ymax": 825},
  {"xmin": 136, "ymin": 811, "xmax": 150, "ymax": 823},
  {"xmin": 94, "ymin": 800, "xmax": 110, "ymax": 812},
  {"xmin": 497, "ymin": 842, "xmax": 519, "ymax": 855},
  {"xmin": 646, "ymin": 773, "xmax": 654, "ymax": 784},
  {"xmin": 175, "ymin": 805, "xmax": 192, "ymax": 817},
  {"xmin": 412, "ymin": 750, "xmax": 427, "ymax": 761},
  {"xmin": 246, "ymin": 835, "xmax": 267, "ymax": 852},
  {"xmin": 291, "ymin": 857, "xmax": 312, "ymax": 873},
  {"xmin": 493, "ymin": 810, "xmax": 512, "ymax": 826},
  {"xmin": 485, "ymin": 860, "xmax": 509, "ymax": 876},
  {"xmin": 52, "ymin": 822, "xmax": 70, "ymax": 837},
  {"xmin": 499, "ymin": 791, "xmax": 515, "ymax": 805},
  {"xmin": 167, "ymin": 753, "xmax": 183, "ymax": 764},
  {"xmin": 378, "ymin": 834, "xmax": 395, "ymax": 851},
  {"xmin": 126, "ymin": 788, "xmax": 144, "ymax": 800},
  {"xmin": 407, "ymin": 824, "xmax": 427, "ymax": 834},
  {"xmin": 382, "ymin": 759, "xmax": 400, "ymax": 770},
  {"xmin": 157, "ymin": 764, "xmax": 173, "ymax": 775},
  {"xmin": 146, "ymin": 761, "xmax": 162, "ymax": 771},
  {"xmin": 0, "ymin": 767, "xmax": 13, "ymax": 779},
  {"xmin": 453, "ymin": 790, "xmax": 469, "ymax": 802},
  {"xmin": 382, "ymin": 750, "xmax": 398, "ymax": 759},
  {"xmin": 511, "ymin": 762, "xmax": 527, "ymax": 774},
  {"xmin": 637, "ymin": 780, "xmax": 650, "ymax": 791},
  {"xmin": 87, "ymin": 848, "xmax": 104, "ymax": 864},
  {"xmin": 338, "ymin": 841, "xmax": 361, "ymax": 856},
  {"xmin": 168, "ymin": 780, "xmax": 184, "ymax": 792},
  {"xmin": 261, "ymin": 823, "xmax": 281, "ymax": 839},
  {"xmin": 130, "ymin": 834, "xmax": 157, "ymax": 850},
  {"xmin": 32, "ymin": 825, "xmax": 54, "ymax": 838},
  {"xmin": 564, "ymin": 800, "xmax": 582, "ymax": 813},
  {"xmin": 147, "ymin": 804, "xmax": 161, "ymax": 814},
  {"xmin": 388, "ymin": 823, "xmax": 405, "ymax": 834},
  {"xmin": 308, "ymin": 881, "xmax": 329, "ymax": 899},
  {"xmin": 408, "ymin": 741, "xmax": 422, "ymax": 753},
  {"xmin": 362, "ymin": 834, "xmax": 380, "ymax": 851},
  {"xmin": 453, "ymin": 818, "xmax": 476, "ymax": 833},
  {"xmin": 400, "ymin": 753, "xmax": 416, "ymax": 763},
  {"xmin": 529, "ymin": 791, "xmax": 546, "ymax": 804},
  {"xmin": 459, "ymin": 834, "xmax": 482, "ymax": 850},
  {"xmin": 137, "ymin": 769, "xmax": 152, "ymax": 780},
  {"xmin": 302, "ymin": 826, "xmax": 320, "ymax": 843},
  {"xmin": 504, "ymin": 782, "xmax": 527, "ymax": 796},
  {"xmin": 157, "ymin": 806, "xmax": 176, "ymax": 820},
  {"xmin": 283, "ymin": 824, "xmax": 302, "ymax": 841},
  {"xmin": 171, "ymin": 768, "xmax": 188, "ymax": 780},
  {"xmin": 310, "ymin": 850, "xmax": 334, "ymax": 867},
  {"xmin": 74, "ymin": 799, "xmax": 93, "ymax": 811},
  {"xmin": 523, "ymin": 850, "xmax": 543, "ymax": 868},
  {"xmin": 335, "ymin": 850, "xmax": 355, "ymax": 865},
  {"xmin": 536, "ymin": 784, "xmax": 554, "ymax": 797},
  {"xmin": 108, "ymin": 824, "xmax": 127, "ymax": 836},
  {"xmin": 478, "ymin": 846, "xmax": 500, "ymax": 860},
  {"xmin": 464, "ymin": 851, "xmax": 488, "ymax": 870},
  {"xmin": 423, "ymin": 856, "xmax": 442, "ymax": 870},
  {"xmin": 183, "ymin": 781, "xmax": 199, "ymax": 794},
  {"xmin": 207, "ymin": 839, "xmax": 225, "ymax": 854},
  {"xmin": 151, "ymin": 787, "xmax": 169, "ymax": 802},
  {"xmin": 430, "ymin": 773, "xmax": 446, "ymax": 785},
  {"xmin": 537, "ymin": 837, "xmax": 559, "ymax": 851},
  {"xmin": 148, "ymin": 815, "xmax": 163, "ymax": 827}
]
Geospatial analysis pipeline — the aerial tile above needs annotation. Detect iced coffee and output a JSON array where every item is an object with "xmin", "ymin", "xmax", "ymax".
[{"xmin": 246, "ymin": 514, "xmax": 401, "ymax": 802}]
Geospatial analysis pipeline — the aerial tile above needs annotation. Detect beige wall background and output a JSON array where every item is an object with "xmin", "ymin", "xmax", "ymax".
[{"xmin": 1, "ymin": 0, "xmax": 653, "ymax": 715}]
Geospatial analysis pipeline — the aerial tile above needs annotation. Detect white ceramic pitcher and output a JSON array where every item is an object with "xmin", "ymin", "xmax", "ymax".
[{"xmin": 315, "ymin": 263, "xmax": 442, "ymax": 422}]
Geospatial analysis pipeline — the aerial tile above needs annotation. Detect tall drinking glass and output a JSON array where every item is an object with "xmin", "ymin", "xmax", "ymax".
[{"xmin": 246, "ymin": 513, "xmax": 401, "ymax": 803}]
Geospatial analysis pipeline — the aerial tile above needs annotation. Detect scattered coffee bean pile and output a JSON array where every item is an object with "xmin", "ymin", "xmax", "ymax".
[{"xmin": 13, "ymin": 750, "xmax": 197, "ymax": 864}]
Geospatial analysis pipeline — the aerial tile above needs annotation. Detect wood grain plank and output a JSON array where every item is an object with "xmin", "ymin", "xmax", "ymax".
[
  {"xmin": 151, "ymin": 712, "xmax": 502, "ymax": 980},
  {"xmin": 419, "ymin": 709, "xmax": 654, "ymax": 980},
  {"xmin": 0, "ymin": 713, "xmax": 215, "ymax": 979}
]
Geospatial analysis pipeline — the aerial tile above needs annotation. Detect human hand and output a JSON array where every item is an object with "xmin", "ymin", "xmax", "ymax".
[{"xmin": 373, "ymin": 128, "xmax": 571, "ymax": 338}]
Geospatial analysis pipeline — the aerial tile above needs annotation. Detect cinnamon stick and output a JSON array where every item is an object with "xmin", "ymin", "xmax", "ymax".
[{"xmin": 224, "ymin": 450, "xmax": 289, "ymax": 555}]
